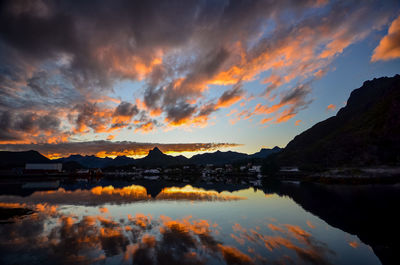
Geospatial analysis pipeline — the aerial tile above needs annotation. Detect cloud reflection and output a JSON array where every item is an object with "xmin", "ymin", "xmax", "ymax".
[
  {"xmin": 156, "ymin": 186, "xmax": 246, "ymax": 201},
  {"xmin": 0, "ymin": 199, "xmax": 336, "ymax": 265},
  {"xmin": 230, "ymin": 222, "xmax": 335, "ymax": 265},
  {"xmin": 0, "ymin": 185, "xmax": 246, "ymax": 206}
]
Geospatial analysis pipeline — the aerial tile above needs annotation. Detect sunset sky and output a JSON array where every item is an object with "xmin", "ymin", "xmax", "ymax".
[{"xmin": 0, "ymin": 0, "xmax": 400, "ymax": 158}]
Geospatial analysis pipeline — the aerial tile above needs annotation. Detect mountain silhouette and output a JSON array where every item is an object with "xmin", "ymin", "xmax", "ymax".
[
  {"xmin": 277, "ymin": 74, "xmax": 400, "ymax": 167},
  {"xmin": 55, "ymin": 155, "xmax": 116, "ymax": 169},
  {"xmin": 135, "ymin": 147, "xmax": 188, "ymax": 167},
  {"xmin": 249, "ymin": 146, "xmax": 281, "ymax": 159},
  {"xmin": 190, "ymin": 150, "xmax": 248, "ymax": 165},
  {"xmin": 0, "ymin": 150, "xmax": 50, "ymax": 169},
  {"xmin": 148, "ymin": 147, "xmax": 163, "ymax": 156},
  {"xmin": 1, "ymin": 146, "xmax": 281, "ymax": 169}
]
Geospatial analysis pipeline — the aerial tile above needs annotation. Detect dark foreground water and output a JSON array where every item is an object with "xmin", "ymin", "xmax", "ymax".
[{"xmin": 0, "ymin": 179, "xmax": 399, "ymax": 265}]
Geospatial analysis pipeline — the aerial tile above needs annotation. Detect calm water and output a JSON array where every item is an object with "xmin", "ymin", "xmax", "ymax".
[{"xmin": 0, "ymin": 180, "xmax": 398, "ymax": 265}]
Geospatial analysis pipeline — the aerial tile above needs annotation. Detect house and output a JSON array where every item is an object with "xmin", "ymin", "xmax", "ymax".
[
  {"xmin": 25, "ymin": 163, "xmax": 62, "ymax": 173},
  {"xmin": 280, "ymin": 167, "xmax": 299, "ymax": 172},
  {"xmin": 249, "ymin": 165, "xmax": 262, "ymax": 173},
  {"xmin": 144, "ymin": 169, "xmax": 160, "ymax": 174}
]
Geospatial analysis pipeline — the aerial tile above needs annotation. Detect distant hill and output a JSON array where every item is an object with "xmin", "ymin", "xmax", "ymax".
[
  {"xmin": 277, "ymin": 74, "xmax": 400, "ymax": 168},
  {"xmin": 0, "ymin": 150, "xmax": 50, "ymax": 169},
  {"xmin": 50, "ymin": 146, "xmax": 281, "ymax": 168},
  {"xmin": 190, "ymin": 150, "xmax": 248, "ymax": 165},
  {"xmin": 54, "ymin": 154, "xmax": 133, "ymax": 169},
  {"xmin": 1, "ymin": 146, "xmax": 281, "ymax": 170},
  {"xmin": 54, "ymin": 155, "xmax": 115, "ymax": 169},
  {"xmin": 249, "ymin": 147, "xmax": 281, "ymax": 159}
]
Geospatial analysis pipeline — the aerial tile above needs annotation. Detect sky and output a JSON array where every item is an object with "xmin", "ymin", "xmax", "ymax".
[{"xmin": 0, "ymin": 0, "xmax": 400, "ymax": 159}]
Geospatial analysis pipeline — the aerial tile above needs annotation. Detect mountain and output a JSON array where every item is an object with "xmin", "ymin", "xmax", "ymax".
[
  {"xmin": 277, "ymin": 74, "xmax": 400, "ymax": 168},
  {"xmin": 54, "ymin": 146, "xmax": 281, "ymax": 168},
  {"xmin": 190, "ymin": 150, "xmax": 249, "ymax": 165},
  {"xmin": 249, "ymin": 146, "xmax": 281, "ymax": 159},
  {"xmin": 55, "ymin": 155, "xmax": 114, "ymax": 168},
  {"xmin": 62, "ymin": 161, "xmax": 85, "ymax": 172},
  {"xmin": 189, "ymin": 147, "xmax": 281, "ymax": 165},
  {"xmin": 135, "ymin": 147, "xmax": 189, "ymax": 167},
  {"xmin": 269, "ymin": 182, "xmax": 400, "ymax": 265},
  {"xmin": 54, "ymin": 147, "xmax": 188, "ymax": 168},
  {"xmin": 1, "ymin": 146, "xmax": 282, "ymax": 169},
  {"xmin": 55, "ymin": 154, "xmax": 135, "ymax": 169},
  {"xmin": 0, "ymin": 150, "xmax": 50, "ymax": 169},
  {"xmin": 112, "ymin": 156, "xmax": 136, "ymax": 167}
]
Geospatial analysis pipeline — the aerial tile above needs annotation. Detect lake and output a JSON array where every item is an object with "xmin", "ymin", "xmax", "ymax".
[{"xmin": 0, "ymin": 179, "xmax": 399, "ymax": 265}]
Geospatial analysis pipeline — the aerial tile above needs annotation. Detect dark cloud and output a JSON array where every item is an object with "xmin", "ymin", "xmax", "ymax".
[
  {"xmin": 0, "ymin": 0, "xmax": 398, "ymax": 141},
  {"xmin": 197, "ymin": 103, "xmax": 217, "ymax": 118},
  {"xmin": 0, "ymin": 110, "xmax": 62, "ymax": 141},
  {"xmin": 216, "ymin": 83, "xmax": 244, "ymax": 108},
  {"xmin": 113, "ymin": 102, "xmax": 139, "ymax": 118},
  {"xmin": 26, "ymin": 71, "xmax": 49, "ymax": 96},
  {"xmin": 165, "ymin": 102, "xmax": 197, "ymax": 125},
  {"xmin": 0, "ymin": 111, "xmax": 18, "ymax": 140},
  {"xmin": 73, "ymin": 103, "xmax": 109, "ymax": 133},
  {"xmin": 274, "ymin": 83, "xmax": 313, "ymax": 123},
  {"xmin": 280, "ymin": 83, "xmax": 311, "ymax": 105}
]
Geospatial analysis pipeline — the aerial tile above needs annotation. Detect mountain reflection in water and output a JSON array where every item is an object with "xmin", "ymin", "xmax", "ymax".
[
  {"xmin": 0, "ymin": 185, "xmax": 245, "ymax": 206},
  {"xmin": 0, "ymin": 181, "xmax": 389, "ymax": 265},
  {"xmin": 267, "ymin": 182, "xmax": 400, "ymax": 265}
]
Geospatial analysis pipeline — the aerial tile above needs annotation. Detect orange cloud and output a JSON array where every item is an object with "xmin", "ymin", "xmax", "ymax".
[
  {"xmin": 268, "ymin": 223, "xmax": 285, "ymax": 233},
  {"xmin": 99, "ymin": 207, "xmax": 109, "ymax": 213},
  {"xmin": 128, "ymin": 213, "xmax": 153, "ymax": 228},
  {"xmin": 348, "ymin": 241, "xmax": 359, "ymax": 248},
  {"xmin": 372, "ymin": 14, "xmax": 400, "ymax": 61},
  {"xmin": 0, "ymin": 0, "xmax": 392, "ymax": 143},
  {"xmin": 215, "ymin": 85, "xmax": 244, "ymax": 109},
  {"xmin": 216, "ymin": 95, "xmax": 242, "ymax": 108},
  {"xmin": 230, "ymin": 222, "xmax": 333, "ymax": 264},
  {"xmin": 260, "ymin": 117, "xmax": 273, "ymax": 124},
  {"xmin": 218, "ymin": 244, "xmax": 254, "ymax": 264},
  {"xmin": 326, "ymin": 104, "xmax": 336, "ymax": 111},
  {"xmin": 275, "ymin": 109, "xmax": 297, "ymax": 123},
  {"xmin": 295, "ymin": 120, "xmax": 302, "ymax": 126},
  {"xmin": 106, "ymin": 135, "xmax": 115, "ymax": 140},
  {"xmin": 134, "ymin": 121, "xmax": 155, "ymax": 133},
  {"xmin": 306, "ymin": 220, "xmax": 316, "ymax": 229},
  {"xmin": 96, "ymin": 45, "xmax": 163, "ymax": 80},
  {"xmin": 231, "ymin": 233, "xmax": 246, "ymax": 245}
]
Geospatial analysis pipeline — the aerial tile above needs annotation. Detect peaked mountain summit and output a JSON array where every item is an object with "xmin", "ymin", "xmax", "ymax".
[{"xmin": 147, "ymin": 147, "xmax": 164, "ymax": 157}]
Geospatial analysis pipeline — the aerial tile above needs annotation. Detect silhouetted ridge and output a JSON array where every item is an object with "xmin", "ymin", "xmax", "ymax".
[
  {"xmin": 277, "ymin": 74, "xmax": 400, "ymax": 167},
  {"xmin": 148, "ymin": 147, "xmax": 164, "ymax": 156},
  {"xmin": 3, "ymin": 146, "xmax": 282, "ymax": 169},
  {"xmin": 0, "ymin": 150, "xmax": 50, "ymax": 169}
]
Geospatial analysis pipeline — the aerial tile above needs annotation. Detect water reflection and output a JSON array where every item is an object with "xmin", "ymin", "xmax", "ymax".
[
  {"xmin": 0, "ymin": 182, "xmax": 384, "ymax": 265},
  {"xmin": 0, "ymin": 203, "xmax": 335, "ymax": 265},
  {"xmin": 156, "ymin": 185, "xmax": 245, "ymax": 201},
  {"xmin": 267, "ymin": 182, "xmax": 400, "ymax": 265},
  {"xmin": 0, "ymin": 185, "xmax": 245, "ymax": 206}
]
